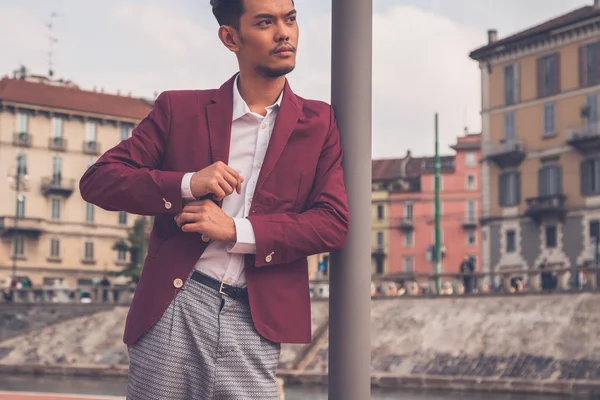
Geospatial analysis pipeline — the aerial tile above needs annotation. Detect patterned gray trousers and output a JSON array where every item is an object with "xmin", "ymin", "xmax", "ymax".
[{"xmin": 127, "ymin": 274, "xmax": 281, "ymax": 399}]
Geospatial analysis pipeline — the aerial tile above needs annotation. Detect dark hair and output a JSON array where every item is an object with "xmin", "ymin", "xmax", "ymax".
[{"xmin": 210, "ymin": 0, "xmax": 245, "ymax": 31}]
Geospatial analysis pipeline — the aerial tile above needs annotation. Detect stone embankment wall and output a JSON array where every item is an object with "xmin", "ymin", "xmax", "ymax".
[{"xmin": 1, "ymin": 293, "xmax": 600, "ymax": 394}]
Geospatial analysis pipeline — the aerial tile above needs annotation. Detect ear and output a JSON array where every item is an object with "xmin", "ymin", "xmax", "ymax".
[{"xmin": 218, "ymin": 26, "xmax": 240, "ymax": 53}]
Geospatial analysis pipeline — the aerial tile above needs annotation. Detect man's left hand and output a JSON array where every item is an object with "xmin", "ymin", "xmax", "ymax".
[{"xmin": 174, "ymin": 200, "xmax": 236, "ymax": 242}]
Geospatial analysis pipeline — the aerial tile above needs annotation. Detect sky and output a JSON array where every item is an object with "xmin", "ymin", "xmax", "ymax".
[{"xmin": 0, "ymin": 0, "xmax": 591, "ymax": 159}]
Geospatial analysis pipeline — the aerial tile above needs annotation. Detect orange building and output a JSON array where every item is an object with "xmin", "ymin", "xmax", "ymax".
[{"xmin": 372, "ymin": 133, "xmax": 481, "ymax": 275}]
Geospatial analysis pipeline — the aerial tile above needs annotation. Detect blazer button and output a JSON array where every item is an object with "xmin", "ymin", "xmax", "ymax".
[
  {"xmin": 163, "ymin": 198, "xmax": 172, "ymax": 209},
  {"xmin": 173, "ymin": 278, "xmax": 183, "ymax": 289},
  {"xmin": 201, "ymin": 235, "xmax": 210, "ymax": 243},
  {"xmin": 265, "ymin": 252, "xmax": 274, "ymax": 263}
]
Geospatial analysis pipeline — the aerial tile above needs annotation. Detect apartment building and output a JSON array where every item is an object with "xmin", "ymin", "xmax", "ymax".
[
  {"xmin": 0, "ymin": 69, "xmax": 152, "ymax": 287},
  {"xmin": 372, "ymin": 133, "xmax": 481, "ymax": 276},
  {"xmin": 470, "ymin": 1, "xmax": 600, "ymax": 274}
]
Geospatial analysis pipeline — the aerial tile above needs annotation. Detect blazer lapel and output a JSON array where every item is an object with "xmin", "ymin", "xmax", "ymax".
[
  {"xmin": 206, "ymin": 75, "xmax": 236, "ymax": 166},
  {"xmin": 255, "ymin": 80, "xmax": 303, "ymax": 193}
]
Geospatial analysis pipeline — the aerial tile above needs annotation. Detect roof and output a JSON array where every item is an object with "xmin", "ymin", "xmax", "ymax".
[
  {"xmin": 405, "ymin": 156, "xmax": 455, "ymax": 177},
  {"xmin": 372, "ymin": 159, "xmax": 404, "ymax": 181},
  {"xmin": 450, "ymin": 133, "xmax": 481, "ymax": 151},
  {"xmin": 470, "ymin": 5, "xmax": 600, "ymax": 60},
  {"xmin": 0, "ymin": 78, "xmax": 152, "ymax": 120},
  {"xmin": 371, "ymin": 154, "xmax": 455, "ymax": 182}
]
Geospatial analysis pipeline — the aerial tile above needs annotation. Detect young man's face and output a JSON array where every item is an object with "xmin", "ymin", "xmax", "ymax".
[{"xmin": 235, "ymin": 0, "xmax": 298, "ymax": 78}]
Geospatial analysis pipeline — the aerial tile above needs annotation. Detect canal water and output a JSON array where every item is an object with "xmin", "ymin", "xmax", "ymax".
[{"xmin": 0, "ymin": 375, "xmax": 573, "ymax": 399}]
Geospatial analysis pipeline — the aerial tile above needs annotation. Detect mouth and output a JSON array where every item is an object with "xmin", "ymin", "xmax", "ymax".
[{"xmin": 273, "ymin": 46, "xmax": 295, "ymax": 57}]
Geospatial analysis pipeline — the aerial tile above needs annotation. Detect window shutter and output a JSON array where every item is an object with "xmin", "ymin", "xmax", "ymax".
[
  {"xmin": 499, "ymin": 174, "xmax": 506, "ymax": 206},
  {"xmin": 554, "ymin": 53, "xmax": 561, "ymax": 95},
  {"xmin": 514, "ymin": 63, "xmax": 520, "ymax": 103},
  {"xmin": 537, "ymin": 57, "xmax": 545, "ymax": 98},
  {"xmin": 538, "ymin": 168, "xmax": 546, "ymax": 196},
  {"xmin": 580, "ymin": 45, "xmax": 587, "ymax": 87},
  {"xmin": 595, "ymin": 42, "xmax": 600, "ymax": 86},
  {"xmin": 556, "ymin": 165, "xmax": 562, "ymax": 195},
  {"xmin": 515, "ymin": 172, "xmax": 521, "ymax": 205}
]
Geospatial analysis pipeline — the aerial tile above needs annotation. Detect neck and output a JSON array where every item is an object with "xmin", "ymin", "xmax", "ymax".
[{"xmin": 237, "ymin": 70, "xmax": 286, "ymax": 116}]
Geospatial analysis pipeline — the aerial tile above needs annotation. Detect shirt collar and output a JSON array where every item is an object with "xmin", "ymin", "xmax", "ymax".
[{"xmin": 232, "ymin": 74, "xmax": 283, "ymax": 121}]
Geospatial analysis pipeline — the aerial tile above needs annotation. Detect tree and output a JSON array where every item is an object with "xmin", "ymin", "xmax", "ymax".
[{"xmin": 115, "ymin": 216, "xmax": 151, "ymax": 283}]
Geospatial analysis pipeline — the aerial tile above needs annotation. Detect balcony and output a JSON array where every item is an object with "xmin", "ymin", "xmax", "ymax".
[
  {"xmin": 566, "ymin": 122, "xmax": 600, "ymax": 154},
  {"xmin": 462, "ymin": 217, "xmax": 478, "ymax": 229},
  {"xmin": 41, "ymin": 176, "xmax": 76, "ymax": 197},
  {"xmin": 372, "ymin": 247, "xmax": 386, "ymax": 258},
  {"xmin": 525, "ymin": 194, "xmax": 566, "ymax": 223},
  {"xmin": 397, "ymin": 218, "xmax": 415, "ymax": 231},
  {"xmin": 485, "ymin": 139, "xmax": 526, "ymax": 168},
  {"xmin": 83, "ymin": 141, "xmax": 100, "ymax": 155},
  {"xmin": 48, "ymin": 137, "xmax": 67, "ymax": 151},
  {"xmin": 0, "ymin": 216, "xmax": 43, "ymax": 237},
  {"xmin": 13, "ymin": 132, "xmax": 32, "ymax": 147}
]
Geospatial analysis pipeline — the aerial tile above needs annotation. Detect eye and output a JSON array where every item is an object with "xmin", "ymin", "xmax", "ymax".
[
  {"xmin": 287, "ymin": 16, "xmax": 296, "ymax": 23},
  {"xmin": 258, "ymin": 20, "xmax": 271, "ymax": 27}
]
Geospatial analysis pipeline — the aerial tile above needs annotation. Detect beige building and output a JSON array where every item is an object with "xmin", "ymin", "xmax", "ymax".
[
  {"xmin": 0, "ymin": 69, "xmax": 152, "ymax": 287},
  {"xmin": 470, "ymin": 2, "xmax": 600, "ymax": 275}
]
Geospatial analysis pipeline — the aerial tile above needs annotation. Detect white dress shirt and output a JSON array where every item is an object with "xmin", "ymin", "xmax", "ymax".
[{"xmin": 181, "ymin": 76, "xmax": 283, "ymax": 288}]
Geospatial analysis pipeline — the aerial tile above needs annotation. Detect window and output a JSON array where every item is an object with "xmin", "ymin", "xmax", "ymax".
[
  {"xmin": 14, "ymin": 236, "xmax": 25, "ymax": 256},
  {"xmin": 16, "ymin": 195, "xmax": 25, "ymax": 218},
  {"xmin": 118, "ymin": 211, "xmax": 128, "ymax": 225},
  {"xmin": 545, "ymin": 225, "xmax": 557, "ymax": 248},
  {"xmin": 404, "ymin": 203, "xmax": 413, "ymax": 220},
  {"xmin": 466, "ymin": 200, "xmax": 476, "ymax": 222},
  {"xmin": 586, "ymin": 94, "xmax": 599, "ymax": 126},
  {"xmin": 377, "ymin": 205, "xmax": 384, "ymax": 220},
  {"xmin": 580, "ymin": 42, "xmax": 599, "ymax": 87},
  {"xmin": 465, "ymin": 152, "xmax": 476, "ymax": 167},
  {"xmin": 120, "ymin": 125, "xmax": 132, "ymax": 141},
  {"xmin": 376, "ymin": 231, "xmax": 384, "ymax": 250},
  {"xmin": 17, "ymin": 112, "xmax": 29, "ymax": 133},
  {"xmin": 467, "ymin": 230, "xmax": 476, "ymax": 246},
  {"xmin": 506, "ymin": 229, "xmax": 516, "ymax": 253},
  {"xmin": 84, "ymin": 241, "xmax": 94, "ymax": 261},
  {"xmin": 117, "ymin": 248, "xmax": 127, "ymax": 262},
  {"xmin": 375, "ymin": 258, "xmax": 384, "ymax": 275},
  {"xmin": 590, "ymin": 221, "xmax": 600, "ymax": 264},
  {"xmin": 86, "ymin": 203, "xmax": 95, "ymax": 223},
  {"xmin": 543, "ymin": 103, "xmax": 555, "ymax": 137},
  {"xmin": 51, "ymin": 198, "xmax": 61, "ymax": 220},
  {"xmin": 16, "ymin": 152, "xmax": 27, "ymax": 175},
  {"xmin": 581, "ymin": 159, "xmax": 600, "ymax": 195},
  {"xmin": 404, "ymin": 231, "xmax": 414, "ymax": 247},
  {"xmin": 403, "ymin": 257, "xmax": 414, "ymax": 274},
  {"xmin": 499, "ymin": 172, "xmax": 520, "ymax": 207},
  {"xmin": 504, "ymin": 111, "xmax": 516, "ymax": 141},
  {"xmin": 52, "ymin": 156, "xmax": 62, "ymax": 184},
  {"xmin": 50, "ymin": 238, "xmax": 60, "ymax": 258},
  {"xmin": 537, "ymin": 53, "xmax": 560, "ymax": 97},
  {"xmin": 504, "ymin": 64, "xmax": 519, "ymax": 105},
  {"xmin": 52, "ymin": 117, "xmax": 64, "ymax": 138},
  {"xmin": 538, "ymin": 165, "xmax": 562, "ymax": 196},
  {"xmin": 466, "ymin": 175, "xmax": 476, "ymax": 190},
  {"xmin": 86, "ymin": 122, "xmax": 97, "ymax": 142}
]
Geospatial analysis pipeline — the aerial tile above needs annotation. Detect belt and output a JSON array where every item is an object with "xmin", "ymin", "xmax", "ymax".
[{"xmin": 190, "ymin": 271, "xmax": 249, "ymax": 303}]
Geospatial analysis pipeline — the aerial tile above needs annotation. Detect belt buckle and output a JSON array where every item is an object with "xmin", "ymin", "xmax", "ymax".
[{"xmin": 219, "ymin": 281, "xmax": 229, "ymax": 297}]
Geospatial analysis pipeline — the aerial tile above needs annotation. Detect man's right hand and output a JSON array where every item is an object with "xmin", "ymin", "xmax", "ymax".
[{"xmin": 190, "ymin": 161, "xmax": 244, "ymax": 201}]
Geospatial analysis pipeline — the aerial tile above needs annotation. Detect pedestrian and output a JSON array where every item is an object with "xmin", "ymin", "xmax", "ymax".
[{"xmin": 79, "ymin": 0, "xmax": 349, "ymax": 398}]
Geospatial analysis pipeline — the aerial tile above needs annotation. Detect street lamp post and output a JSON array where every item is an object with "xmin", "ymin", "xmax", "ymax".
[{"xmin": 7, "ymin": 153, "xmax": 29, "ymax": 279}]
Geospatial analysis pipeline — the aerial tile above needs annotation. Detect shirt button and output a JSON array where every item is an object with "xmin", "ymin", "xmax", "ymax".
[
  {"xmin": 261, "ymin": 123, "xmax": 266, "ymax": 129},
  {"xmin": 173, "ymin": 278, "xmax": 183, "ymax": 289},
  {"xmin": 257, "ymin": 162, "xmax": 262, "ymax": 168}
]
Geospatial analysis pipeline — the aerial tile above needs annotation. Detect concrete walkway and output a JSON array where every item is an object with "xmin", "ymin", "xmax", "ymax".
[{"xmin": 0, "ymin": 393, "xmax": 123, "ymax": 400}]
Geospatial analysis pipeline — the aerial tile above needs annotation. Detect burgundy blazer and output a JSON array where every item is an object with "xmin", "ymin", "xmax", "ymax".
[{"xmin": 79, "ymin": 74, "xmax": 350, "ymax": 345}]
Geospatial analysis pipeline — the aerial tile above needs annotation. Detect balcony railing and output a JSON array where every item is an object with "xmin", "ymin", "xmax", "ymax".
[
  {"xmin": 83, "ymin": 141, "xmax": 100, "ymax": 155},
  {"xmin": 372, "ymin": 247, "xmax": 386, "ymax": 257},
  {"xmin": 13, "ymin": 132, "xmax": 32, "ymax": 147},
  {"xmin": 41, "ymin": 176, "xmax": 76, "ymax": 197},
  {"xmin": 0, "ymin": 216, "xmax": 44, "ymax": 237},
  {"xmin": 48, "ymin": 137, "xmax": 67, "ymax": 151},
  {"xmin": 462, "ymin": 217, "xmax": 478, "ymax": 229},
  {"xmin": 397, "ymin": 217, "xmax": 415, "ymax": 230},
  {"xmin": 566, "ymin": 122, "xmax": 600, "ymax": 153},
  {"xmin": 484, "ymin": 139, "xmax": 526, "ymax": 168},
  {"xmin": 525, "ymin": 194, "xmax": 566, "ymax": 222}
]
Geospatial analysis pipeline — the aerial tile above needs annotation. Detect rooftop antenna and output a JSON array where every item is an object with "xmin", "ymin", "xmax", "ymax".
[{"xmin": 47, "ymin": 12, "xmax": 59, "ymax": 78}]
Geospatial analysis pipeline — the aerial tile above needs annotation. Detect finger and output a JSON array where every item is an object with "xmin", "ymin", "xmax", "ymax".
[
  {"xmin": 212, "ymin": 185, "xmax": 227, "ymax": 202},
  {"xmin": 218, "ymin": 176, "xmax": 235, "ymax": 197},
  {"xmin": 175, "ymin": 212, "xmax": 198, "ymax": 227},
  {"xmin": 181, "ymin": 222, "xmax": 204, "ymax": 233}
]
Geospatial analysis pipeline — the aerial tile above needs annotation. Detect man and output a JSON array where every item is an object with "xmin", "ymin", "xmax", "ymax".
[
  {"xmin": 79, "ymin": 0, "xmax": 349, "ymax": 398},
  {"xmin": 459, "ymin": 255, "xmax": 475, "ymax": 294}
]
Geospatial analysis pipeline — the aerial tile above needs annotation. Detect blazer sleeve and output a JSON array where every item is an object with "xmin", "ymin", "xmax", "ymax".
[
  {"xmin": 79, "ymin": 91, "xmax": 186, "ymax": 216},
  {"xmin": 248, "ymin": 105, "xmax": 350, "ymax": 267}
]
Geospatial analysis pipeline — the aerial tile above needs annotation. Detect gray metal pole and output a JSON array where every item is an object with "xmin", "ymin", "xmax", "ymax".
[{"xmin": 328, "ymin": 0, "xmax": 372, "ymax": 398}]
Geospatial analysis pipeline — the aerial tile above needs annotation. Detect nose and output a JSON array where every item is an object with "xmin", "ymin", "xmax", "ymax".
[{"xmin": 274, "ymin": 21, "xmax": 291, "ymax": 42}]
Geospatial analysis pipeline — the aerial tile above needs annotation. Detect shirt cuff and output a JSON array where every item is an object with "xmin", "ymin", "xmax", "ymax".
[
  {"xmin": 228, "ymin": 218, "xmax": 256, "ymax": 254},
  {"xmin": 181, "ymin": 172, "xmax": 195, "ymax": 200}
]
